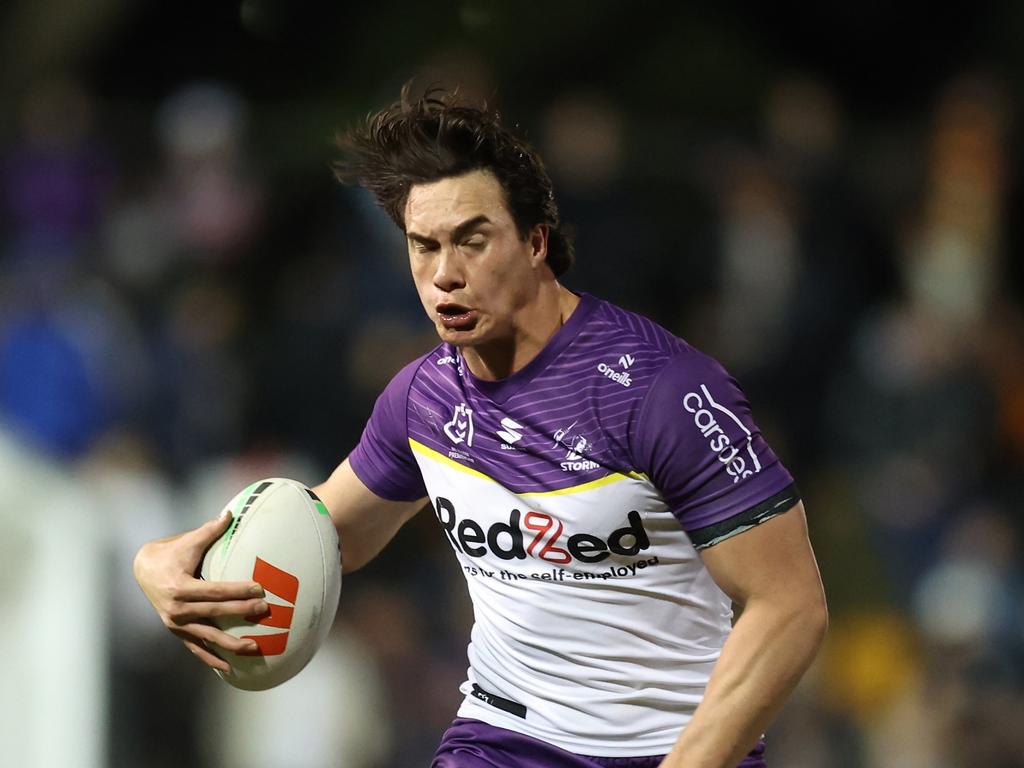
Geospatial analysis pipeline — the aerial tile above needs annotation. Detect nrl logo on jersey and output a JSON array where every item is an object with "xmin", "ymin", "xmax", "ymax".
[{"xmin": 444, "ymin": 403, "xmax": 475, "ymax": 461}]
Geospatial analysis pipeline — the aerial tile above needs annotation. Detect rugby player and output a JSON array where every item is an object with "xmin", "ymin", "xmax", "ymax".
[{"xmin": 134, "ymin": 87, "xmax": 828, "ymax": 768}]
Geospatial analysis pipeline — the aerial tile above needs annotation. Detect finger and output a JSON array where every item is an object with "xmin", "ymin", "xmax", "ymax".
[
  {"xmin": 176, "ymin": 578, "xmax": 264, "ymax": 601},
  {"xmin": 173, "ymin": 623, "xmax": 260, "ymax": 655},
  {"xmin": 189, "ymin": 511, "xmax": 235, "ymax": 550},
  {"xmin": 179, "ymin": 636, "xmax": 231, "ymax": 672},
  {"xmin": 172, "ymin": 598, "xmax": 269, "ymax": 623}
]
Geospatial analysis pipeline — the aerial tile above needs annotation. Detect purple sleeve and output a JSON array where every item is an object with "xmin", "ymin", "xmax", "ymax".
[
  {"xmin": 348, "ymin": 357, "xmax": 428, "ymax": 502},
  {"xmin": 630, "ymin": 349, "xmax": 798, "ymax": 546}
]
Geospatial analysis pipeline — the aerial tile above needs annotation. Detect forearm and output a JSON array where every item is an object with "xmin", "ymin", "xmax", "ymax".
[
  {"xmin": 312, "ymin": 459, "xmax": 427, "ymax": 575},
  {"xmin": 659, "ymin": 597, "xmax": 827, "ymax": 768}
]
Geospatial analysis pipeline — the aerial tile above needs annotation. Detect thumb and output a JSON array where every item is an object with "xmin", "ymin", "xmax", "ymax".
[
  {"xmin": 195, "ymin": 509, "xmax": 234, "ymax": 546},
  {"xmin": 181, "ymin": 511, "xmax": 233, "ymax": 575}
]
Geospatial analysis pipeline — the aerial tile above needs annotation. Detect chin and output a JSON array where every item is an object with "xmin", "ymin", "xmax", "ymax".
[
  {"xmin": 435, "ymin": 326, "xmax": 478, "ymax": 348},
  {"xmin": 435, "ymin": 320, "xmax": 489, "ymax": 348}
]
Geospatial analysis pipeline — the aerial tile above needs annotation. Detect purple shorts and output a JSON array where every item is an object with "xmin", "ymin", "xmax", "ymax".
[{"xmin": 432, "ymin": 718, "xmax": 767, "ymax": 768}]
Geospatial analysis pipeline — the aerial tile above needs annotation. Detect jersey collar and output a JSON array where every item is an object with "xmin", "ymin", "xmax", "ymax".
[{"xmin": 455, "ymin": 291, "xmax": 597, "ymax": 405}]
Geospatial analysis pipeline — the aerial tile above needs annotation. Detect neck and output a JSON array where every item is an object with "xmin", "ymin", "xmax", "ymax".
[{"xmin": 461, "ymin": 283, "xmax": 579, "ymax": 381}]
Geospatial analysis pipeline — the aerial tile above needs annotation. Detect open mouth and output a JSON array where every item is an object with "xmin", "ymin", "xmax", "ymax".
[
  {"xmin": 437, "ymin": 303, "xmax": 470, "ymax": 317},
  {"xmin": 436, "ymin": 303, "xmax": 478, "ymax": 331}
]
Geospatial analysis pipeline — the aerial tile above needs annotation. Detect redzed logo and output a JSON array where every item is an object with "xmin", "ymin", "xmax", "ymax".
[
  {"xmin": 434, "ymin": 498, "xmax": 650, "ymax": 564},
  {"xmin": 523, "ymin": 512, "xmax": 571, "ymax": 564},
  {"xmin": 240, "ymin": 557, "xmax": 299, "ymax": 656}
]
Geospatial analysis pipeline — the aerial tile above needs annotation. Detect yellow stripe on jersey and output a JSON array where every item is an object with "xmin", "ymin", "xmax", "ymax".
[
  {"xmin": 521, "ymin": 471, "xmax": 647, "ymax": 497},
  {"xmin": 408, "ymin": 438, "xmax": 495, "ymax": 483},
  {"xmin": 407, "ymin": 438, "xmax": 647, "ymax": 496}
]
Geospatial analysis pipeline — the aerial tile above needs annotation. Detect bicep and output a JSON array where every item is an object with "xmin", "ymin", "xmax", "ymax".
[
  {"xmin": 697, "ymin": 501, "xmax": 827, "ymax": 615},
  {"xmin": 313, "ymin": 457, "xmax": 427, "ymax": 574}
]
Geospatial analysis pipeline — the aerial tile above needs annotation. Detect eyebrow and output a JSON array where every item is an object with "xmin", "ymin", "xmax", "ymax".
[{"xmin": 407, "ymin": 214, "xmax": 493, "ymax": 246}]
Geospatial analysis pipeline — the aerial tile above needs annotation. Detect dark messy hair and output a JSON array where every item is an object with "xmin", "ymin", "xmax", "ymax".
[{"xmin": 333, "ymin": 84, "xmax": 574, "ymax": 277}]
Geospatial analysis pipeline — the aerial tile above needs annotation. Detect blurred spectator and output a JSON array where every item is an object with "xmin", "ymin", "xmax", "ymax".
[
  {"xmin": 155, "ymin": 82, "xmax": 264, "ymax": 261},
  {"xmin": 0, "ymin": 427, "xmax": 107, "ymax": 768},
  {"xmin": 0, "ymin": 10, "xmax": 1020, "ymax": 763},
  {"xmin": 540, "ymin": 89, "xmax": 668, "ymax": 317},
  {"xmin": 1, "ymin": 77, "xmax": 112, "ymax": 285},
  {"xmin": 200, "ymin": 625, "xmax": 392, "ymax": 768},
  {"xmin": 101, "ymin": 81, "xmax": 265, "ymax": 332},
  {"xmin": 0, "ymin": 278, "xmax": 149, "ymax": 458}
]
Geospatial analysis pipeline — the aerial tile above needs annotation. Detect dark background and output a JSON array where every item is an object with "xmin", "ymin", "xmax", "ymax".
[{"xmin": 0, "ymin": 2, "xmax": 1022, "ymax": 766}]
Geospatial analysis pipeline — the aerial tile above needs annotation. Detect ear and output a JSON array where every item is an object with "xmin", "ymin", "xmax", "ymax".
[{"xmin": 528, "ymin": 224, "xmax": 549, "ymax": 268}]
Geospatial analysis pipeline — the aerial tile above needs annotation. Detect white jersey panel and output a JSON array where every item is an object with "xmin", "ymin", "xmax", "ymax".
[{"xmin": 411, "ymin": 440, "xmax": 733, "ymax": 757}]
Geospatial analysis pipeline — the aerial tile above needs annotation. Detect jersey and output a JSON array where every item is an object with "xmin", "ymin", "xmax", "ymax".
[{"xmin": 349, "ymin": 292, "xmax": 799, "ymax": 757}]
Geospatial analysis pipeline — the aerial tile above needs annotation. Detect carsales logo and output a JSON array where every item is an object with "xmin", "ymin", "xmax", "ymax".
[
  {"xmin": 683, "ymin": 385, "xmax": 762, "ymax": 484},
  {"xmin": 433, "ymin": 497, "xmax": 650, "ymax": 563}
]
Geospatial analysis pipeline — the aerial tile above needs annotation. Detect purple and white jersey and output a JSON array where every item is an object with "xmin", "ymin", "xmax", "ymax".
[{"xmin": 349, "ymin": 292, "xmax": 798, "ymax": 757}]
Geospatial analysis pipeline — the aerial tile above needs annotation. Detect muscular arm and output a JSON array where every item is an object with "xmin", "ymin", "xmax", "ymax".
[
  {"xmin": 659, "ymin": 501, "xmax": 828, "ymax": 768},
  {"xmin": 313, "ymin": 457, "xmax": 427, "ymax": 574}
]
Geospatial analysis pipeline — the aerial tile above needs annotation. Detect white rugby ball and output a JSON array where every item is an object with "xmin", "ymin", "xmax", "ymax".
[{"xmin": 200, "ymin": 477, "xmax": 341, "ymax": 691}]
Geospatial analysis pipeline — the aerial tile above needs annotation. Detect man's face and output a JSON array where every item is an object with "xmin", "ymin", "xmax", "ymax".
[{"xmin": 404, "ymin": 169, "xmax": 544, "ymax": 348}]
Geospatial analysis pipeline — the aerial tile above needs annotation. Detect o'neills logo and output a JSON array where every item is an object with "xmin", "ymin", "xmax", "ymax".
[
  {"xmin": 597, "ymin": 362, "xmax": 632, "ymax": 387},
  {"xmin": 433, "ymin": 497, "xmax": 650, "ymax": 564}
]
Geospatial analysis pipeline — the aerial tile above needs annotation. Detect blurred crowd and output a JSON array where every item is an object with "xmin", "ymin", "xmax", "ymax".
[{"xmin": 0, "ymin": 63, "xmax": 1022, "ymax": 768}]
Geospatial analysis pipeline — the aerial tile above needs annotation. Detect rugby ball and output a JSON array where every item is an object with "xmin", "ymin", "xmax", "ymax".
[{"xmin": 200, "ymin": 477, "xmax": 341, "ymax": 691}]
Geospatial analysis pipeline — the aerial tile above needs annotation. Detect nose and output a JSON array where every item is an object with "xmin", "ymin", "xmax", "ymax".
[{"xmin": 433, "ymin": 247, "xmax": 466, "ymax": 293}]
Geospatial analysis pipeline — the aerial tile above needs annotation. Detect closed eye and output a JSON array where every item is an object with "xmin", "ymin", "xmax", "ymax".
[{"xmin": 411, "ymin": 239, "xmax": 439, "ymax": 253}]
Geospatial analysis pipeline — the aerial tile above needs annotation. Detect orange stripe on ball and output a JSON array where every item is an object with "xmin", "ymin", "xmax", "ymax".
[{"xmin": 252, "ymin": 557, "xmax": 299, "ymax": 603}]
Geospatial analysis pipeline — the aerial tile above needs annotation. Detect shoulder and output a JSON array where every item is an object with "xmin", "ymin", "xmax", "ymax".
[
  {"xmin": 578, "ymin": 294, "xmax": 719, "ymax": 398},
  {"xmin": 363, "ymin": 345, "xmax": 447, "ymax": 440},
  {"xmin": 583, "ymin": 295, "xmax": 689, "ymax": 359},
  {"xmin": 348, "ymin": 347, "xmax": 441, "ymax": 502},
  {"xmin": 557, "ymin": 295, "xmax": 718, "ymax": 469},
  {"xmin": 380, "ymin": 344, "xmax": 449, "ymax": 399}
]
